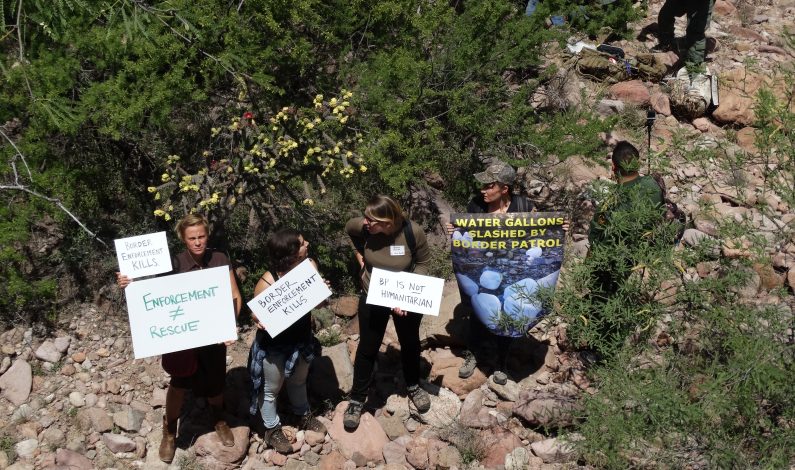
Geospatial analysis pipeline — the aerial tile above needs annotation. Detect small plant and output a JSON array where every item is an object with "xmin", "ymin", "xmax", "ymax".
[
  {"xmin": 176, "ymin": 453, "xmax": 205, "ymax": 470},
  {"xmin": 0, "ymin": 434, "xmax": 15, "ymax": 461},
  {"xmin": 30, "ymin": 362, "xmax": 44, "ymax": 377},
  {"xmin": 66, "ymin": 407, "xmax": 78, "ymax": 419},
  {"xmin": 316, "ymin": 327, "xmax": 343, "ymax": 347},
  {"xmin": 439, "ymin": 421, "xmax": 487, "ymax": 465}
]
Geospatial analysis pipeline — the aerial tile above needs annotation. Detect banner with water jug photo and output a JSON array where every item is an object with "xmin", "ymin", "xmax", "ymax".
[{"xmin": 450, "ymin": 212, "xmax": 566, "ymax": 337}]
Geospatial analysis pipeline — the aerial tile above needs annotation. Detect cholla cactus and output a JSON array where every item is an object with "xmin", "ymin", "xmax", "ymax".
[{"xmin": 148, "ymin": 90, "xmax": 364, "ymax": 221}]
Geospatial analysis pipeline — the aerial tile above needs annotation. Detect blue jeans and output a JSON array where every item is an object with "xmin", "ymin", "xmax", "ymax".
[{"xmin": 259, "ymin": 351, "xmax": 310, "ymax": 429}]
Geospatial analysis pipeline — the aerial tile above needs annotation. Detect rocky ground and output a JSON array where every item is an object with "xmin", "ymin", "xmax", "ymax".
[{"xmin": 1, "ymin": 0, "xmax": 794, "ymax": 469}]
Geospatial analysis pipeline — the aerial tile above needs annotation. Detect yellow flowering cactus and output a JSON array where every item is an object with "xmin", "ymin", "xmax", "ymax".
[{"xmin": 148, "ymin": 91, "xmax": 366, "ymax": 221}]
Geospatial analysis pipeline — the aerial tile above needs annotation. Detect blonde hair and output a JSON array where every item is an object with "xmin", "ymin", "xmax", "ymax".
[
  {"xmin": 176, "ymin": 214, "xmax": 210, "ymax": 241},
  {"xmin": 364, "ymin": 195, "xmax": 405, "ymax": 227}
]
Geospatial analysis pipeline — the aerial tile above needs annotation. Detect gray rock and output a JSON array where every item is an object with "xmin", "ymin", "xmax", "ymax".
[
  {"xmin": 411, "ymin": 384, "xmax": 461, "ymax": 428},
  {"xmin": 12, "ymin": 404, "xmax": 34, "ymax": 423},
  {"xmin": 0, "ymin": 359, "xmax": 32, "ymax": 405},
  {"xmin": 112, "ymin": 406, "xmax": 145, "ymax": 432},
  {"xmin": 101, "ymin": 433, "xmax": 136, "ymax": 453},
  {"xmin": 34, "ymin": 340, "xmax": 62, "ymax": 363},
  {"xmin": 505, "ymin": 446, "xmax": 531, "ymax": 470},
  {"xmin": 0, "ymin": 356, "xmax": 10, "ymax": 374},
  {"xmin": 382, "ymin": 437, "xmax": 410, "ymax": 467},
  {"xmin": 53, "ymin": 336, "xmax": 71, "ymax": 353},
  {"xmin": 530, "ymin": 436, "xmax": 577, "ymax": 463},
  {"xmin": 69, "ymin": 392, "xmax": 86, "ymax": 407},
  {"xmin": 40, "ymin": 427, "xmax": 66, "ymax": 448},
  {"xmin": 14, "ymin": 439, "xmax": 38, "ymax": 459},
  {"xmin": 596, "ymin": 99, "xmax": 625, "ymax": 116}
]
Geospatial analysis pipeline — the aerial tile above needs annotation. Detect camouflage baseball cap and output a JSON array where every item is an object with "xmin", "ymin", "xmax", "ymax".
[{"xmin": 473, "ymin": 159, "xmax": 516, "ymax": 186}]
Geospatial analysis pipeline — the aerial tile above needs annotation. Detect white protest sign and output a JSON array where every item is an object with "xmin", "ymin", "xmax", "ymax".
[
  {"xmin": 366, "ymin": 268, "xmax": 444, "ymax": 316},
  {"xmin": 114, "ymin": 231, "xmax": 172, "ymax": 279},
  {"xmin": 124, "ymin": 266, "xmax": 236, "ymax": 359},
  {"xmin": 247, "ymin": 258, "xmax": 332, "ymax": 337}
]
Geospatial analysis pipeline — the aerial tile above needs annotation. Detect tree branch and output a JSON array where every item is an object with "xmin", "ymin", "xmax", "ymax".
[{"xmin": 1, "ymin": 129, "xmax": 107, "ymax": 246}]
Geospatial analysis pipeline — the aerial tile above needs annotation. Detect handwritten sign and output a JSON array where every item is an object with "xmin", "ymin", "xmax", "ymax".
[
  {"xmin": 114, "ymin": 232, "xmax": 172, "ymax": 279},
  {"xmin": 247, "ymin": 259, "xmax": 332, "ymax": 337},
  {"xmin": 124, "ymin": 266, "xmax": 236, "ymax": 358},
  {"xmin": 366, "ymin": 267, "xmax": 444, "ymax": 316}
]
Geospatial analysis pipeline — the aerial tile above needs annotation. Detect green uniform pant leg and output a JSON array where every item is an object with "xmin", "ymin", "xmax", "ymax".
[
  {"xmin": 684, "ymin": 0, "xmax": 715, "ymax": 66},
  {"xmin": 657, "ymin": 0, "xmax": 686, "ymax": 46}
]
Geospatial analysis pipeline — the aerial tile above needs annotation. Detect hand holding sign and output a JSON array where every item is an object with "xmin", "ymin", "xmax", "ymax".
[
  {"xmin": 247, "ymin": 259, "xmax": 332, "ymax": 337},
  {"xmin": 366, "ymin": 268, "xmax": 444, "ymax": 316},
  {"xmin": 114, "ymin": 232, "xmax": 172, "ymax": 279}
]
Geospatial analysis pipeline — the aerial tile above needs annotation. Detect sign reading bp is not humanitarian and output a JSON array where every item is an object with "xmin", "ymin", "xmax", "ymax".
[
  {"xmin": 114, "ymin": 232, "xmax": 172, "ymax": 279},
  {"xmin": 366, "ymin": 268, "xmax": 444, "ymax": 316},
  {"xmin": 124, "ymin": 266, "xmax": 236, "ymax": 358},
  {"xmin": 247, "ymin": 259, "xmax": 332, "ymax": 337},
  {"xmin": 451, "ymin": 212, "xmax": 565, "ymax": 337}
]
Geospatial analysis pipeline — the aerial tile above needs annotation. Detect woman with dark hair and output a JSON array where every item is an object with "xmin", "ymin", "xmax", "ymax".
[
  {"xmin": 117, "ymin": 214, "xmax": 241, "ymax": 463},
  {"xmin": 343, "ymin": 195, "xmax": 432, "ymax": 431},
  {"xmin": 248, "ymin": 228, "xmax": 327, "ymax": 453}
]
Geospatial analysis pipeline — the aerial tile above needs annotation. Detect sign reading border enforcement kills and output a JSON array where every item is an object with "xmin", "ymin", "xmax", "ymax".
[
  {"xmin": 450, "ymin": 212, "xmax": 565, "ymax": 337},
  {"xmin": 124, "ymin": 266, "xmax": 236, "ymax": 358},
  {"xmin": 114, "ymin": 231, "xmax": 172, "ymax": 279},
  {"xmin": 247, "ymin": 258, "xmax": 332, "ymax": 337},
  {"xmin": 366, "ymin": 268, "xmax": 444, "ymax": 316}
]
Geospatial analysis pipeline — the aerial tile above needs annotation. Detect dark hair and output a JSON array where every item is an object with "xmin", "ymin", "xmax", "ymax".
[
  {"xmin": 363, "ymin": 195, "xmax": 405, "ymax": 227},
  {"xmin": 611, "ymin": 141, "xmax": 641, "ymax": 176},
  {"xmin": 267, "ymin": 228, "xmax": 302, "ymax": 273}
]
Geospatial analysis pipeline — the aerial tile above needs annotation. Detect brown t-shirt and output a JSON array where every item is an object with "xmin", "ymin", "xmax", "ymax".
[
  {"xmin": 172, "ymin": 249, "xmax": 231, "ymax": 274},
  {"xmin": 345, "ymin": 217, "xmax": 430, "ymax": 292}
]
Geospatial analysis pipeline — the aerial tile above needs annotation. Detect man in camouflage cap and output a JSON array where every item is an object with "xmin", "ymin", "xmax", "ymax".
[{"xmin": 656, "ymin": 0, "xmax": 715, "ymax": 70}]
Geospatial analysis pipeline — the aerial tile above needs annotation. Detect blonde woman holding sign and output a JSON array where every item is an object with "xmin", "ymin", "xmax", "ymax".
[
  {"xmin": 247, "ymin": 228, "xmax": 327, "ymax": 453},
  {"xmin": 343, "ymin": 195, "xmax": 432, "ymax": 431},
  {"xmin": 116, "ymin": 214, "xmax": 241, "ymax": 463}
]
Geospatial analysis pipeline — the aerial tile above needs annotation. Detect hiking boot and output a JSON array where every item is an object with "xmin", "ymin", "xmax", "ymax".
[
  {"xmin": 214, "ymin": 419, "xmax": 235, "ymax": 447},
  {"xmin": 298, "ymin": 414, "xmax": 327, "ymax": 434},
  {"xmin": 211, "ymin": 405, "xmax": 234, "ymax": 447},
  {"xmin": 458, "ymin": 350, "xmax": 477, "ymax": 379},
  {"xmin": 263, "ymin": 425, "xmax": 293, "ymax": 454},
  {"xmin": 407, "ymin": 384, "xmax": 431, "ymax": 413},
  {"xmin": 493, "ymin": 370, "xmax": 508, "ymax": 385},
  {"xmin": 159, "ymin": 416, "xmax": 177, "ymax": 463},
  {"xmin": 343, "ymin": 400, "xmax": 364, "ymax": 431}
]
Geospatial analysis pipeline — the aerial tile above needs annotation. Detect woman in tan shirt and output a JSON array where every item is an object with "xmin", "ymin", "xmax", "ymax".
[{"xmin": 342, "ymin": 195, "xmax": 432, "ymax": 431}]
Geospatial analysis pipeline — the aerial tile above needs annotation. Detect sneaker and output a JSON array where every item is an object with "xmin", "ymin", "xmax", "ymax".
[
  {"xmin": 298, "ymin": 414, "xmax": 327, "ymax": 434},
  {"xmin": 458, "ymin": 350, "xmax": 477, "ymax": 379},
  {"xmin": 407, "ymin": 384, "xmax": 431, "ymax": 413},
  {"xmin": 343, "ymin": 400, "xmax": 363, "ymax": 431},
  {"xmin": 493, "ymin": 370, "xmax": 508, "ymax": 385},
  {"xmin": 263, "ymin": 425, "xmax": 293, "ymax": 454}
]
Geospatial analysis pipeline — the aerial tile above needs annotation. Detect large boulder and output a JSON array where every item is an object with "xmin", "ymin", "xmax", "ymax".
[
  {"xmin": 308, "ymin": 342, "xmax": 354, "ymax": 400},
  {"xmin": 0, "ymin": 360, "xmax": 32, "ymax": 406},
  {"xmin": 608, "ymin": 80, "xmax": 650, "ymax": 106},
  {"xmin": 194, "ymin": 426, "xmax": 250, "ymax": 469},
  {"xmin": 327, "ymin": 401, "xmax": 388, "ymax": 464}
]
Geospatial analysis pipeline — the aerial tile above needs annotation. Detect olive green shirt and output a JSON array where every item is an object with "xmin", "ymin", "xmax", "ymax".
[
  {"xmin": 589, "ymin": 175, "xmax": 664, "ymax": 245},
  {"xmin": 345, "ymin": 217, "xmax": 430, "ymax": 292}
]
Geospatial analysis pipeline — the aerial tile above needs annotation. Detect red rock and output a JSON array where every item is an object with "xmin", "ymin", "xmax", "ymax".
[
  {"xmin": 478, "ymin": 427, "xmax": 523, "ymax": 468},
  {"xmin": 728, "ymin": 25, "xmax": 766, "ymax": 43},
  {"xmin": 713, "ymin": 89, "xmax": 756, "ymax": 126},
  {"xmin": 330, "ymin": 296, "xmax": 359, "ymax": 318},
  {"xmin": 713, "ymin": 0, "xmax": 737, "ymax": 17},
  {"xmin": 71, "ymin": 351, "xmax": 86, "ymax": 363},
  {"xmin": 319, "ymin": 451, "xmax": 347, "ymax": 470},
  {"xmin": 429, "ymin": 357, "xmax": 487, "ymax": 397},
  {"xmin": 692, "ymin": 117, "xmax": 711, "ymax": 132},
  {"xmin": 736, "ymin": 127, "xmax": 757, "ymax": 154},
  {"xmin": 608, "ymin": 80, "xmax": 650, "ymax": 106},
  {"xmin": 650, "ymin": 92, "xmax": 671, "ymax": 116},
  {"xmin": 193, "ymin": 425, "xmax": 250, "ymax": 465},
  {"xmin": 327, "ymin": 401, "xmax": 388, "ymax": 464}
]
